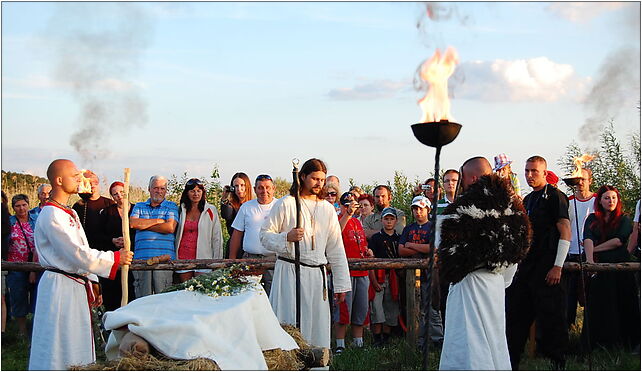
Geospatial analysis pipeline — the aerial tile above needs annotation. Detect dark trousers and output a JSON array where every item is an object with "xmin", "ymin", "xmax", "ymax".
[
  {"xmin": 564, "ymin": 253, "xmax": 585, "ymax": 328},
  {"xmin": 506, "ymin": 267, "xmax": 569, "ymax": 370}
]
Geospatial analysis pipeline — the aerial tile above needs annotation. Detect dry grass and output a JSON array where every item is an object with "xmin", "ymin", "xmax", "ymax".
[{"xmin": 71, "ymin": 324, "xmax": 308, "ymax": 371}]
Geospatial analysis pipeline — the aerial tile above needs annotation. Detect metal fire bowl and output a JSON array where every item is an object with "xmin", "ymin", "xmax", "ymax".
[
  {"xmin": 562, "ymin": 177, "xmax": 582, "ymax": 187},
  {"xmin": 78, "ymin": 192, "xmax": 92, "ymax": 201},
  {"xmin": 411, "ymin": 120, "xmax": 462, "ymax": 147}
]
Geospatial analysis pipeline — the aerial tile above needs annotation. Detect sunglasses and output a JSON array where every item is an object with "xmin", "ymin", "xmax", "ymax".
[
  {"xmin": 186, "ymin": 178, "xmax": 204, "ymax": 186},
  {"xmin": 327, "ymin": 192, "xmax": 338, "ymax": 197},
  {"xmin": 255, "ymin": 174, "xmax": 273, "ymax": 182}
]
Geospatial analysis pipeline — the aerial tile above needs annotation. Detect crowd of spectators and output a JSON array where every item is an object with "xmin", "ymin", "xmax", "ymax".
[{"xmin": 1, "ymin": 152, "xmax": 639, "ymax": 366}]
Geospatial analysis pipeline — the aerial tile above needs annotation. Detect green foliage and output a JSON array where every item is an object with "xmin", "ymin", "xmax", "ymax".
[
  {"xmin": 1, "ymin": 170, "xmax": 48, "ymax": 208},
  {"xmin": 273, "ymin": 177, "xmax": 291, "ymax": 199},
  {"xmin": 558, "ymin": 121, "xmax": 641, "ymax": 214},
  {"xmin": 354, "ymin": 171, "xmax": 424, "ymax": 224},
  {"xmin": 390, "ymin": 171, "xmax": 416, "ymax": 223}
]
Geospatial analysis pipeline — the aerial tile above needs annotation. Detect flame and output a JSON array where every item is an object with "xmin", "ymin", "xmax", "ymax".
[
  {"xmin": 418, "ymin": 47, "xmax": 459, "ymax": 122},
  {"xmin": 78, "ymin": 169, "xmax": 93, "ymax": 194},
  {"xmin": 570, "ymin": 154, "xmax": 595, "ymax": 178}
]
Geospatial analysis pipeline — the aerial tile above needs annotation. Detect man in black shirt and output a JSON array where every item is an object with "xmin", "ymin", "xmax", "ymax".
[
  {"xmin": 72, "ymin": 170, "xmax": 114, "ymax": 250},
  {"xmin": 506, "ymin": 156, "xmax": 571, "ymax": 370}
]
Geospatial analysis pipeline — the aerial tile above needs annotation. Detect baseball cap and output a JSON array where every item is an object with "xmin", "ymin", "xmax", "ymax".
[
  {"xmin": 381, "ymin": 207, "xmax": 397, "ymax": 218},
  {"xmin": 411, "ymin": 195, "xmax": 431, "ymax": 209}
]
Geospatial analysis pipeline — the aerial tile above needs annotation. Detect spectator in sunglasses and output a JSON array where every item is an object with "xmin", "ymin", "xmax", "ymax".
[
  {"xmin": 175, "ymin": 178, "xmax": 223, "ymax": 283},
  {"xmin": 324, "ymin": 182, "xmax": 341, "ymax": 215}
]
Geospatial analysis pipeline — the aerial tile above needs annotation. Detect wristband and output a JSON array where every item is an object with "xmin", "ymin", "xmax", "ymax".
[{"xmin": 554, "ymin": 240, "xmax": 571, "ymax": 267}]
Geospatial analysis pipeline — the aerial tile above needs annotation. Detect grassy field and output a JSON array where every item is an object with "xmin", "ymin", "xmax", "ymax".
[{"xmin": 2, "ymin": 308, "xmax": 640, "ymax": 370}]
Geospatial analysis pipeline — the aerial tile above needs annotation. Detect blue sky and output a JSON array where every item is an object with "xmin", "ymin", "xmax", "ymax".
[{"xmin": 2, "ymin": 2, "xmax": 640, "ymax": 194}]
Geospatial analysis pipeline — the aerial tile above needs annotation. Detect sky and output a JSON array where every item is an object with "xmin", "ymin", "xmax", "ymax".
[{"xmin": 2, "ymin": 1, "xmax": 640, "ymax": 195}]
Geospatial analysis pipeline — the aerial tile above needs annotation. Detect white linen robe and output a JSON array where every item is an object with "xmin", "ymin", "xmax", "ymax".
[
  {"xmin": 29, "ymin": 204, "xmax": 118, "ymax": 371},
  {"xmin": 438, "ymin": 265, "xmax": 517, "ymax": 370},
  {"xmin": 260, "ymin": 196, "xmax": 351, "ymax": 349}
]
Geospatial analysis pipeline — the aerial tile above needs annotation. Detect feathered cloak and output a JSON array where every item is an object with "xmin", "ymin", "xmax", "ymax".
[{"xmin": 438, "ymin": 174, "xmax": 531, "ymax": 284}]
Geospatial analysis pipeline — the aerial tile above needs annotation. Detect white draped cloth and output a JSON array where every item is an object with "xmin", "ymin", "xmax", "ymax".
[
  {"xmin": 439, "ymin": 265, "xmax": 517, "ymax": 370},
  {"xmin": 103, "ymin": 287, "xmax": 298, "ymax": 370},
  {"xmin": 29, "ymin": 204, "xmax": 118, "ymax": 371},
  {"xmin": 260, "ymin": 196, "xmax": 351, "ymax": 349}
]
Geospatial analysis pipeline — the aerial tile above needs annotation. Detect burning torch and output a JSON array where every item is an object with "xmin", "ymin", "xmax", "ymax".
[{"xmin": 411, "ymin": 46, "xmax": 461, "ymax": 369}]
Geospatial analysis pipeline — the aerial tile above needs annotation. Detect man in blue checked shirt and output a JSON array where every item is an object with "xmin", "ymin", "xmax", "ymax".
[{"xmin": 130, "ymin": 175, "xmax": 179, "ymax": 297}]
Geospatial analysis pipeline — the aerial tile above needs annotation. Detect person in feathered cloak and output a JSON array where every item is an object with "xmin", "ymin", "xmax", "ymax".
[{"xmin": 437, "ymin": 157, "xmax": 531, "ymax": 370}]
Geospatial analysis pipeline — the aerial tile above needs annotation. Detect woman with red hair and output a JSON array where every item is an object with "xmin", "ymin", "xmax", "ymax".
[{"xmin": 582, "ymin": 185, "xmax": 639, "ymax": 349}]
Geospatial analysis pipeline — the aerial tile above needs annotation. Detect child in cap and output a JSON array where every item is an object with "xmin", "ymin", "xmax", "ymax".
[
  {"xmin": 368, "ymin": 207, "xmax": 401, "ymax": 346},
  {"xmin": 399, "ymin": 195, "xmax": 440, "ymax": 348},
  {"xmin": 493, "ymin": 153, "xmax": 521, "ymax": 198}
]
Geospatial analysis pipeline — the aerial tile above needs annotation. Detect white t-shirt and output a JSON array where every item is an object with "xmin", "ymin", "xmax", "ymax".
[
  {"xmin": 634, "ymin": 200, "xmax": 640, "ymax": 223},
  {"xmin": 232, "ymin": 198, "xmax": 277, "ymax": 255},
  {"xmin": 568, "ymin": 193, "xmax": 597, "ymax": 255}
]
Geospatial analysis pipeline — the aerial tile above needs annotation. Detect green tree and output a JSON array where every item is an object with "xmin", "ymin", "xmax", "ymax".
[
  {"xmin": 558, "ymin": 121, "xmax": 640, "ymax": 214},
  {"xmin": 273, "ymin": 177, "xmax": 291, "ymax": 199}
]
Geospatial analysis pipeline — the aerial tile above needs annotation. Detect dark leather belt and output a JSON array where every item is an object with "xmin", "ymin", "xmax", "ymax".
[
  {"xmin": 46, "ymin": 268, "xmax": 100, "ymax": 302},
  {"xmin": 277, "ymin": 256, "xmax": 328, "ymax": 301}
]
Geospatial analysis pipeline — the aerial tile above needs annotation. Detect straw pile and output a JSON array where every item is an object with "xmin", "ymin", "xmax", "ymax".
[{"xmin": 71, "ymin": 325, "xmax": 309, "ymax": 371}]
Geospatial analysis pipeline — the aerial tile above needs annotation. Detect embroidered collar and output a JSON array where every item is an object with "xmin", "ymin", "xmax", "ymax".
[{"xmin": 44, "ymin": 201, "xmax": 75, "ymax": 218}]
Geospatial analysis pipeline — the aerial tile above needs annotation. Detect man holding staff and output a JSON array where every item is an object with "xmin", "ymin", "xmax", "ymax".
[
  {"xmin": 29, "ymin": 159, "xmax": 133, "ymax": 370},
  {"xmin": 260, "ymin": 158, "xmax": 351, "ymax": 350}
]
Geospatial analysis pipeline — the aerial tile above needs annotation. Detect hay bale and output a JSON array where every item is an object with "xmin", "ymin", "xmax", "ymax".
[
  {"xmin": 72, "ymin": 324, "xmax": 311, "ymax": 371},
  {"xmin": 71, "ymin": 353, "xmax": 220, "ymax": 371}
]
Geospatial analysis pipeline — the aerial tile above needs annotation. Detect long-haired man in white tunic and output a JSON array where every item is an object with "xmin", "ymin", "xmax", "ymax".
[
  {"xmin": 260, "ymin": 158, "xmax": 351, "ymax": 350},
  {"xmin": 29, "ymin": 159, "xmax": 133, "ymax": 370}
]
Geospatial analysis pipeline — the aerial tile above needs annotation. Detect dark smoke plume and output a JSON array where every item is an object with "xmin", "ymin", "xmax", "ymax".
[
  {"xmin": 46, "ymin": 3, "xmax": 153, "ymax": 163},
  {"xmin": 579, "ymin": 46, "xmax": 641, "ymax": 143}
]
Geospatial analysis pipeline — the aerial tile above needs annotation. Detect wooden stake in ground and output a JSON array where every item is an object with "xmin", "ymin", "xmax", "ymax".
[{"xmin": 120, "ymin": 168, "xmax": 131, "ymax": 307}]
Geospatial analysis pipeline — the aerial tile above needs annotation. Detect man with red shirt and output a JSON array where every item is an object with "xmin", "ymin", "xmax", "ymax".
[{"xmin": 334, "ymin": 192, "xmax": 373, "ymax": 353}]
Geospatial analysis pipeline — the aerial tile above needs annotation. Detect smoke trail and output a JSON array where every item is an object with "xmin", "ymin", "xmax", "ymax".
[
  {"xmin": 46, "ymin": 3, "xmax": 153, "ymax": 163},
  {"xmin": 579, "ymin": 46, "xmax": 641, "ymax": 143},
  {"xmin": 416, "ymin": 2, "xmax": 471, "ymax": 48}
]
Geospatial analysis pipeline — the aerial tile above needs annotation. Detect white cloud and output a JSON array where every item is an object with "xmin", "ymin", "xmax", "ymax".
[
  {"xmin": 327, "ymin": 79, "xmax": 409, "ymax": 100},
  {"xmin": 546, "ymin": 2, "xmax": 627, "ymax": 23},
  {"xmin": 452, "ymin": 57, "xmax": 590, "ymax": 102}
]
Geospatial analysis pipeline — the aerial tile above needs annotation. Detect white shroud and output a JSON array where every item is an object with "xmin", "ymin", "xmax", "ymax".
[{"xmin": 103, "ymin": 287, "xmax": 299, "ymax": 370}]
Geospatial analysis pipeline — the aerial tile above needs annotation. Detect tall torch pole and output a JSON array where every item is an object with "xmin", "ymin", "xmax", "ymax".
[
  {"xmin": 292, "ymin": 159, "xmax": 302, "ymax": 329},
  {"xmin": 120, "ymin": 168, "xmax": 131, "ymax": 307}
]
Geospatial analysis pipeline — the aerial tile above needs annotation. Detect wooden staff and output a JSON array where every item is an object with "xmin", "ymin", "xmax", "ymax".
[
  {"xmin": 291, "ymin": 158, "xmax": 302, "ymax": 329},
  {"xmin": 120, "ymin": 168, "xmax": 131, "ymax": 307}
]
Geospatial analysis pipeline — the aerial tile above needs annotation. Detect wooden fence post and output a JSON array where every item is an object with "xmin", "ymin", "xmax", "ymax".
[{"xmin": 405, "ymin": 268, "xmax": 420, "ymax": 345}]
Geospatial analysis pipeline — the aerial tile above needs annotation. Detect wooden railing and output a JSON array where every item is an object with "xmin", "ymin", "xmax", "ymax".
[{"xmin": 2, "ymin": 259, "xmax": 639, "ymax": 346}]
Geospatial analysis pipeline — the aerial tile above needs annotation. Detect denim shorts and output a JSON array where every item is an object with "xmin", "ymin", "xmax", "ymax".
[{"xmin": 6, "ymin": 271, "xmax": 32, "ymax": 317}]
